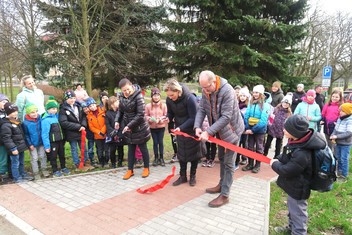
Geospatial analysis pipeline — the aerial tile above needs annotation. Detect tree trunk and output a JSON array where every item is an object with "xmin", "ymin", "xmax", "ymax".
[
  {"xmin": 81, "ymin": 0, "xmax": 92, "ymax": 95},
  {"xmin": 7, "ymin": 61, "xmax": 14, "ymax": 101}
]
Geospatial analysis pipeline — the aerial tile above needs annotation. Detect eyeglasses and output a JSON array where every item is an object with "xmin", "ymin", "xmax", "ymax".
[{"xmin": 202, "ymin": 82, "xmax": 213, "ymax": 90}]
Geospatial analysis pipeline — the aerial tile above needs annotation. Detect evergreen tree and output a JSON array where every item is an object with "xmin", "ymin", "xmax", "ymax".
[{"xmin": 163, "ymin": 0, "xmax": 308, "ymax": 88}]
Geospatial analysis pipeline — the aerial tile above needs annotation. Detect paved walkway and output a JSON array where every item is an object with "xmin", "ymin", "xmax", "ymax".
[{"xmin": 0, "ymin": 160, "xmax": 277, "ymax": 235}]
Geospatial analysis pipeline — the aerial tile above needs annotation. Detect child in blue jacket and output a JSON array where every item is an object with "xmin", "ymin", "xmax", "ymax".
[
  {"xmin": 23, "ymin": 103, "xmax": 49, "ymax": 180},
  {"xmin": 243, "ymin": 85, "xmax": 270, "ymax": 173}
]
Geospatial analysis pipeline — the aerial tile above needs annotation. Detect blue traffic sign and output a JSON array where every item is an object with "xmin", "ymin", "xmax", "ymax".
[{"xmin": 322, "ymin": 66, "xmax": 332, "ymax": 79}]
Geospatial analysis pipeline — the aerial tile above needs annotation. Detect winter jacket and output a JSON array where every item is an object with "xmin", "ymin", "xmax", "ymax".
[
  {"xmin": 272, "ymin": 131, "xmax": 326, "ymax": 200},
  {"xmin": 145, "ymin": 101, "xmax": 168, "ymax": 129},
  {"xmin": 0, "ymin": 109, "xmax": 6, "ymax": 119},
  {"xmin": 168, "ymin": 85, "xmax": 202, "ymax": 162},
  {"xmin": 22, "ymin": 115, "xmax": 43, "ymax": 147},
  {"xmin": 87, "ymin": 106, "xmax": 106, "ymax": 140},
  {"xmin": 291, "ymin": 91, "xmax": 305, "ymax": 113},
  {"xmin": 294, "ymin": 99, "xmax": 321, "ymax": 131},
  {"xmin": 321, "ymin": 102, "xmax": 340, "ymax": 135},
  {"xmin": 331, "ymin": 114, "xmax": 352, "ymax": 146},
  {"xmin": 105, "ymin": 109, "xmax": 124, "ymax": 145},
  {"xmin": 1, "ymin": 118, "xmax": 28, "ymax": 154},
  {"xmin": 194, "ymin": 76, "xmax": 244, "ymax": 144},
  {"xmin": 315, "ymin": 93, "xmax": 325, "ymax": 111},
  {"xmin": 59, "ymin": 102, "xmax": 87, "ymax": 141},
  {"xmin": 115, "ymin": 85, "xmax": 150, "ymax": 145},
  {"xmin": 244, "ymin": 100, "xmax": 270, "ymax": 134},
  {"xmin": 268, "ymin": 105, "xmax": 291, "ymax": 138},
  {"xmin": 16, "ymin": 87, "xmax": 45, "ymax": 121},
  {"xmin": 41, "ymin": 112, "xmax": 64, "ymax": 150},
  {"xmin": 271, "ymin": 89, "xmax": 284, "ymax": 107}
]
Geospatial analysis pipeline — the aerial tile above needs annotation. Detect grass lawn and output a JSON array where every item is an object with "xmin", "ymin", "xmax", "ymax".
[{"xmin": 269, "ymin": 155, "xmax": 352, "ymax": 234}]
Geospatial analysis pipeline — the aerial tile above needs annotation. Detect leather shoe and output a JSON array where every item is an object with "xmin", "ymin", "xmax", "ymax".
[
  {"xmin": 205, "ymin": 184, "xmax": 221, "ymax": 194},
  {"xmin": 208, "ymin": 195, "xmax": 229, "ymax": 208}
]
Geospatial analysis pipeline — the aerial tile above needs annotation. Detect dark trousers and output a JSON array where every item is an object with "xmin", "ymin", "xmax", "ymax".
[
  {"xmin": 127, "ymin": 143, "xmax": 150, "ymax": 170},
  {"xmin": 205, "ymin": 142, "xmax": 217, "ymax": 160},
  {"xmin": 95, "ymin": 139, "xmax": 107, "ymax": 164},
  {"xmin": 151, "ymin": 127, "xmax": 165, "ymax": 156},
  {"xmin": 46, "ymin": 140, "xmax": 66, "ymax": 172},
  {"xmin": 108, "ymin": 143, "xmax": 124, "ymax": 165},
  {"xmin": 264, "ymin": 134, "xmax": 283, "ymax": 158},
  {"xmin": 247, "ymin": 133, "xmax": 265, "ymax": 166},
  {"xmin": 170, "ymin": 135, "xmax": 177, "ymax": 154},
  {"xmin": 179, "ymin": 159, "xmax": 198, "ymax": 176},
  {"xmin": 235, "ymin": 134, "xmax": 248, "ymax": 165}
]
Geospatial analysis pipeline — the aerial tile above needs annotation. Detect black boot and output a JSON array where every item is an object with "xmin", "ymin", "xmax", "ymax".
[
  {"xmin": 159, "ymin": 155, "xmax": 165, "ymax": 166},
  {"xmin": 252, "ymin": 161, "xmax": 261, "ymax": 173},
  {"xmin": 173, "ymin": 175, "xmax": 187, "ymax": 186},
  {"xmin": 118, "ymin": 159, "xmax": 123, "ymax": 167},
  {"xmin": 242, "ymin": 158, "xmax": 254, "ymax": 171},
  {"xmin": 153, "ymin": 154, "xmax": 159, "ymax": 166},
  {"xmin": 189, "ymin": 174, "xmax": 196, "ymax": 186}
]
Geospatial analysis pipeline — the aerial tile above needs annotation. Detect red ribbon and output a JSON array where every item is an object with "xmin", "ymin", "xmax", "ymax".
[
  {"xmin": 172, "ymin": 129, "xmax": 271, "ymax": 164},
  {"xmin": 137, "ymin": 166, "xmax": 176, "ymax": 194},
  {"xmin": 79, "ymin": 130, "xmax": 86, "ymax": 169}
]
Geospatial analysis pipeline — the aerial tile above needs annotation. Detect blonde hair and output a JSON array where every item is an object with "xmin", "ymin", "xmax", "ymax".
[
  {"xmin": 21, "ymin": 75, "xmax": 34, "ymax": 88},
  {"xmin": 163, "ymin": 79, "xmax": 183, "ymax": 96},
  {"xmin": 107, "ymin": 96, "xmax": 118, "ymax": 111}
]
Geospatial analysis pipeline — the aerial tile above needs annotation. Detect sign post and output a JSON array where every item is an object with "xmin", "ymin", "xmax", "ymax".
[{"xmin": 322, "ymin": 66, "xmax": 332, "ymax": 88}]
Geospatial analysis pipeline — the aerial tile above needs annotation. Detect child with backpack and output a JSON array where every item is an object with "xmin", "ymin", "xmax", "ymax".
[
  {"xmin": 330, "ymin": 103, "xmax": 352, "ymax": 183},
  {"xmin": 243, "ymin": 85, "xmax": 270, "ymax": 173},
  {"xmin": 41, "ymin": 97, "xmax": 70, "ymax": 177},
  {"xmin": 270, "ymin": 114, "xmax": 326, "ymax": 234},
  {"xmin": 264, "ymin": 94, "xmax": 292, "ymax": 158},
  {"xmin": 22, "ymin": 103, "xmax": 49, "ymax": 180},
  {"xmin": 1, "ymin": 102, "xmax": 34, "ymax": 183}
]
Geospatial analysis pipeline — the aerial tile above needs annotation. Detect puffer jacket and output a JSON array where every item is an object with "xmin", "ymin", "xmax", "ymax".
[
  {"xmin": 272, "ymin": 130, "xmax": 326, "ymax": 200},
  {"xmin": 87, "ymin": 106, "xmax": 106, "ymax": 140},
  {"xmin": 115, "ymin": 85, "xmax": 150, "ymax": 145},
  {"xmin": 59, "ymin": 102, "xmax": 87, "ymax": 141},
  {"xmin": 271, "ymin": 89, "xmax": 284, "ymax": 107},
  {"xmin": 41, "ymin": 112, "xmax": 64, "ymax": 150},
  {"xmin": 268, "ymin": 105, "xmax": 291, "ymax": 138},
  {"xmin": 331, "ymin": 114, "xmax": 352, "ymax": 145},
  {"xmin": 1, "ymin": 118, "xmax": 28, "ymax": 153},
  {"xmin": 22, "ymin": 115, "xmax": 43, "ymax": 147},
  {"xmin": 244, "ymin": 99, "xmax": 270, "ymax": 134},
  {"xmin": 291, "ymin": 91, "xmax": 305, "ymax": 113},
  {"xmin": 145, "ymin": 101, "xmax": 168, "ymax": 129},
  {"xmin": 15, "ymin": 87, "xmax": 45, "ymax": 121},
  {"xmin": 293, "ymin": 99, "xmax": 321, "ymax": 131},
  {"xmin": 194, "ymin": 76, "xmax": 244, "ymax": 144},
  {"xmin": 321, "ymin": 102, "xmax": 340, "ymax": 135}
]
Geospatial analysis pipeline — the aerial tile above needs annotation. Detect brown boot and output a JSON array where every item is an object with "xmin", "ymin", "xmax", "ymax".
[
  {"xmin": 123, "ymin": 170, "xmax": 134, "ymax": 180},
  {"xmin": 205, "ymin": 184, "xmax": 221, "ymax": 194},
  {"xmin": 208, "ymin": 194, "xmax": 229, "ymax": 208},
  {"xmin": 141, "ymin": 168, "xmax": 149, "ymax": 178}
]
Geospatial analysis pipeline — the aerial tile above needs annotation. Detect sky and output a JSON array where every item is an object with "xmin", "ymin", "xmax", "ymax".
[{"xmin": 308, "ymin": 0, "xmax": 352, "ymax": 14}]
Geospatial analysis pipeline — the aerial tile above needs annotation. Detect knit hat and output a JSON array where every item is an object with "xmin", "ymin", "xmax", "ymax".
[
  {"xmin": 85, "ymin": 97, "xmax": 96, "ymax": 107},
  {"xmin": 151, "ymin": 87, "xmax": 161, "ymax": 97},
  {"xmin": 64, "ymin": 89, "xmax": 76, "ymax": 100},
  {"xmin": 253, "ymin": 85, "xmax": 265, "ymax": 95},
  {"xmin": 234, "ymin": 85, "xmax": 241, "ymax": 90},
  {"xmin": 0, "ymin": 94, "xmax": 9, "ymax": 102},
  {"xmin": 45, "ymin": 96, "xmax": 59, "ymax": 110},
  {"xmin": 340, "ymin": 103, "xmax": 352, "ymax": 115},
  {"xmin": 80, "ymin": 101, "xmax": 88, "ymax": 108},
  {"xmin": 25, "ymin": 102, "xmax": 38, "ymax": 114},
  {"xmin": 239, "ymin": 88, "xmax": 250, "ymax": 99},
  {"xmin": 272, "ymin": 81, "xmax": 281, "ymax": 89},
  {"xmin": 284, "ymin": 114, "xmax": 309, "ymax": 139},
  {"xmin": 99, "ymin": 91, "xmax": 108, "ymax": 99},
  {"xmin": 297, "ymin": 84, "xmax": 304, "ymax": 89},
  {"xmin": 281, "ymin": 94, "xmax": 293, "ymax": 106},
  {"xmin": 4, "ymin": 102, "xmax": 18, "ymax": 116},
  {"xmin": 306, "ymin": 89, "xmax": 316, "ymax": 98}
]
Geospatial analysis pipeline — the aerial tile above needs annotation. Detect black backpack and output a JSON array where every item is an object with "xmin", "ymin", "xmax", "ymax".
[{"xmin": 310, "ymin": 146, "xmax": 337, "ymax": 192}]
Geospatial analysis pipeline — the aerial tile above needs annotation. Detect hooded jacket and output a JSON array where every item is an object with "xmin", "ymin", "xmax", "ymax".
[
  {"xmin": 41, "ymin": 112, "xmax": 64, "ymax": 150},
  {"xmin": 59, "ymin": 102, "xmax": 87, "ymax": 141},
  {"xmin": 293, "ymin": 98, "xmax": 321, "ymax": 131},
  {"xmin": 115, "ymin": 85, "xmax": 150, "ymax": 145},
  {"xmin": 23, "ymin": 115, "xmax": 43, "ymax": 147},
  {"xmin": 1, "ymin": 118, "xmax": 28, "ymax": 154},
  {"xmin": 272, "ymin": 130, "xmax": 326, "ymax": 200},
  {"xmin": 15, "ymin": 87, "xmax": 45, "ymax": 121},
  {"xmin": 271, "ymin": 89, "xmax": 284, "ymax": 107}
]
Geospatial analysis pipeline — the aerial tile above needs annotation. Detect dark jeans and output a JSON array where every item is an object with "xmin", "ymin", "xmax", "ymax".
[
  {"xmin": 127, "ymin": 143, "xmax": 150, "ymax": 170},
  {"xmin": 47, "ymin": 140, "xmax": 66, "ymax": 172},
  {"xmin": 95, "ymin": 139, "xmax": 107, "ymax": 164},
  {"xmin": 205, "ymin": 142, "xmax": 217, "ymax": 160},
  {"xmin": 151, "ymin": 128, "xmax": 165, "ymax": 156},
  {"xmin": 264, "ymin": 134, "xmax": 283, "ymax": 158},
  {"xmin": 108, "ymin": 143, "xmax": 124, "ymax": 165},
  {"xmin": 179, "ymin": 159, "xmax": 198, "ymax": 176}
]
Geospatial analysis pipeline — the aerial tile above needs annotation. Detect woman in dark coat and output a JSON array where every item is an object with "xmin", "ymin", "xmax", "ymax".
[
  {"xmin": 164, "ymin": 79, "xmax": 203, "ymax": 186},
  {"xmin": 114, "ymin": 78, "xmax": 151, "ymax": 179}
]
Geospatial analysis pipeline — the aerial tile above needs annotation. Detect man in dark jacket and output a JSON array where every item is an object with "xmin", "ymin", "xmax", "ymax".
[
  {"xmin": 291, "ymin": 84, "xmax": 305, "ymax": 113},
  {"xmin": 270, "ymin": 114, "xmax": 326, "ymax": 234},
  {"xmin": 315, "ymin": 85, "xmax": 325, "ymax": 132},
  {"xmin": 195, "ymin": 70, "xmax": 244, "ymax": 207}
]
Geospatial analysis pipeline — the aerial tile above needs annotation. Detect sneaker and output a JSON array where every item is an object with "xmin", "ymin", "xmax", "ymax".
[
  {"xmin": 337, "ymin": 176, "xmax": 347, "ymax": 183},
  {"xmin": 135, "ymin": 159, "xmax": 143, "ymax": 168},
  {"xmin": 170, "ymin": 154, "xmax": 178, "ymax": 163},
  {"xmin": 239, "ymin": 159, "xmax": 248, "ymax": 165},
  {"xmin": 274, "ymin": 225, "xmax": 291, "ymax": 233},
  {"xmin": 53, "ymin": 171, "xmax": 63, "ymax": 177},
  {"xmin": 234, "ymin": 164, "xmax": 239, "ymax": 171},
  {"xmin": 207, "ymin": 160, "xmax": 215, "ymax": 168},
  {"xmin": 202, "ymin": 160, "xmax": 208, "ymax": 167},
  {"xmin": 42, "ymin": 170, "xmax": 50, "ymax": 177},
  {"xmin": 22, "ymin": 173, "xmax": 34, "ymax": 181},
  {"xmin": 34, "ymin": 173, "xmax": 42, "ymax": 181},
  {"xmin": 61, "ymin": 168, "xmax": 71, "ymax": 175}
]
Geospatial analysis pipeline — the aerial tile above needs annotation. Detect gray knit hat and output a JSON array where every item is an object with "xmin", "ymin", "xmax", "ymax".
[
  {"xmin": 0, "ymin": 94, "xmax": 9, "ymax": 102},
  {"xmin": 284, "ymin": 114, "xmax": 309, "ymax": 139}
]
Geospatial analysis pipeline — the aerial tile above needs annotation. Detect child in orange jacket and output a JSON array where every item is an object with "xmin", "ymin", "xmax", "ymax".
[{"xmin": 86, "ymin": 97, "xmax": 108, "ymax": 167}]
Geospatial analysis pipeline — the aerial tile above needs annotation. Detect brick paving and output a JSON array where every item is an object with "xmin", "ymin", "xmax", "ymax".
[{"xmin": 0, "ymin": 160, "xmax": 277, "ymax": 235}]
